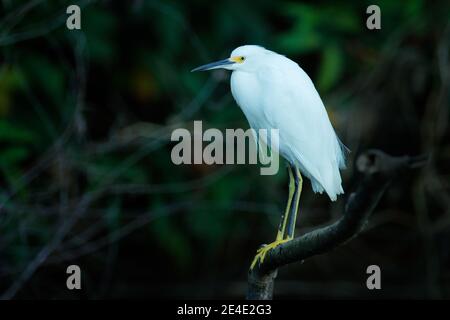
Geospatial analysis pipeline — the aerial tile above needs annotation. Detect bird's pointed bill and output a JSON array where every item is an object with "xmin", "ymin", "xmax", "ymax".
[{"xmin": 191, "ymin": 59, "xmax": 234, "ymax": 72}]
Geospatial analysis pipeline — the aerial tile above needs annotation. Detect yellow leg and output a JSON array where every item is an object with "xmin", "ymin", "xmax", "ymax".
[
  {"xmin": 250, "ymin": 166, "xmax": 297, "ymax": 270},
  {"xmin": 286, "ymin": 168, "xmax": 302, "ymax": 239},
  {"xmin": 276, "ymin": 167, "xmax": 295, "ymax": 240}
]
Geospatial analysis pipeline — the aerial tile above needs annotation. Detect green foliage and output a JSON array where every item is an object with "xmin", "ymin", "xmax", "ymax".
[
  {"xmin": 276, "ymin": 3, "xmax": 361, "ymax": 91},
  {"xmin": 83, "ymin": 7, "xmax": 117, "ymax": 64}
]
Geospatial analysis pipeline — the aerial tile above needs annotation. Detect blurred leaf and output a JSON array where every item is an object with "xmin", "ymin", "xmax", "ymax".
[
  {"xmin": 0, "ymin": 146, "xmax": 29, "ymax": 167},
  {"xmin": 277, "ymin": 4, "xmax": 321, "ymax": 54},
  {"xmin": 277, "ymin": 3, "xmax": 358, "ymax": 54},
  {"xmin": 0, "ymin": 120, "xmax": 37, "ymax": 143},
  {"xmin": 317, "ymin": 45, "xmax": 344, "ymax": 92},
  {"xmin": 84, "ymin": 8, "xmax": 117, "ymax": 64},
  {"xmin": 24, "ymin": 54, "xmax": 65, "ymax": 105}
]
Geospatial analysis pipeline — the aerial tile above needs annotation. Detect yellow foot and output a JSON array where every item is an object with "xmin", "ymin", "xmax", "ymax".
[{"xmin": 250, "ymin": 238, "xmax": 291, "ymax": 270}]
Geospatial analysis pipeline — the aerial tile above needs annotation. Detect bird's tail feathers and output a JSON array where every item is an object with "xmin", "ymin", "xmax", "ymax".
[
  {"xmin": 316, "ymin": 160, "xmax": 345, "ymax": 202},
  {"xmin": 336, "ymin": 134, "xmax": 350, "ymax": 170}
]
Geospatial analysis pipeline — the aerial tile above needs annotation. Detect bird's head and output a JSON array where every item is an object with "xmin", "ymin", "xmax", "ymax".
[{"xmin": 191, "ymin": 45, "xmax": 267, "ymax": 73}]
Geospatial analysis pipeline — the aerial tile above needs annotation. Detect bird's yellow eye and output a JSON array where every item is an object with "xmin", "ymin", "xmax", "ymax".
[{"xmin": 231, "ymin": 56, "xmax": 246, "ymax": 63}]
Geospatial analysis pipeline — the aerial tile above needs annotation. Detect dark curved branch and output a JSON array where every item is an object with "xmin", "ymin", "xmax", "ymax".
[{"xmin": 247, "ymin": 149, "xmax": 428, "ymax": 300}]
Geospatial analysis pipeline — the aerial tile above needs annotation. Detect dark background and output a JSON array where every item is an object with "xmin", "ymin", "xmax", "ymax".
[{"xmin": 0, "ymin": 0, "xmax": 449, "ymax": 299}]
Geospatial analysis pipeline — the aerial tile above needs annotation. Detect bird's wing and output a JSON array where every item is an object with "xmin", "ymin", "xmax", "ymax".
[{"xmin": 257, "ymin": 59, "xmax": 345, "ymax": 199}]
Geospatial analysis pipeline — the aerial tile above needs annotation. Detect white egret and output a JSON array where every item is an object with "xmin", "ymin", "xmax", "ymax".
[{"xmin": 192, "ymin": 45, "xmax": 348, "ymax": 269}]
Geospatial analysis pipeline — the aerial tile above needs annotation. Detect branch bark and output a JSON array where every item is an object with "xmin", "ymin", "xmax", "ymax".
[{"xmin": 247, "ymin": 149, "xmax": 428, "ymax": 300}]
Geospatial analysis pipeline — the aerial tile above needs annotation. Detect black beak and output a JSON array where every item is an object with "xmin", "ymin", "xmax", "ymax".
[{"xmin": 191, "ymin": 58, "xmax": 234, "ymax": 72}]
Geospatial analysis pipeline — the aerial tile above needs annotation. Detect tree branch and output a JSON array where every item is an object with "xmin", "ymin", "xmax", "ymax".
[{"xmin": 247, "ymin": 149, "xmax": 428, "ymax": 300}]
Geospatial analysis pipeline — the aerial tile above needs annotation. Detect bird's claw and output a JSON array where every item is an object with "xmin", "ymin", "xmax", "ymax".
[{"xmin": 250, "ymin": 238, "xmax": 291, "ymax": 270}]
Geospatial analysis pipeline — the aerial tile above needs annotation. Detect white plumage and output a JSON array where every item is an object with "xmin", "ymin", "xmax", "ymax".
[{"xmin": 193, "ymin": 45, "xmax": 348, "ymax": 201}]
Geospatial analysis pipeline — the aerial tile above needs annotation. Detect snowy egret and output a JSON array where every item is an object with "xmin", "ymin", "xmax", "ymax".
[{"xmin": 192, "ymin": 45, "xmax": 348, "ymax": 269}]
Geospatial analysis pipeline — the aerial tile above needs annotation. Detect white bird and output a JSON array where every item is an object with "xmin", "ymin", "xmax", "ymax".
[{"xmin": 192, "ymin": 45, "xmax": 348, "ymax": 269}]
